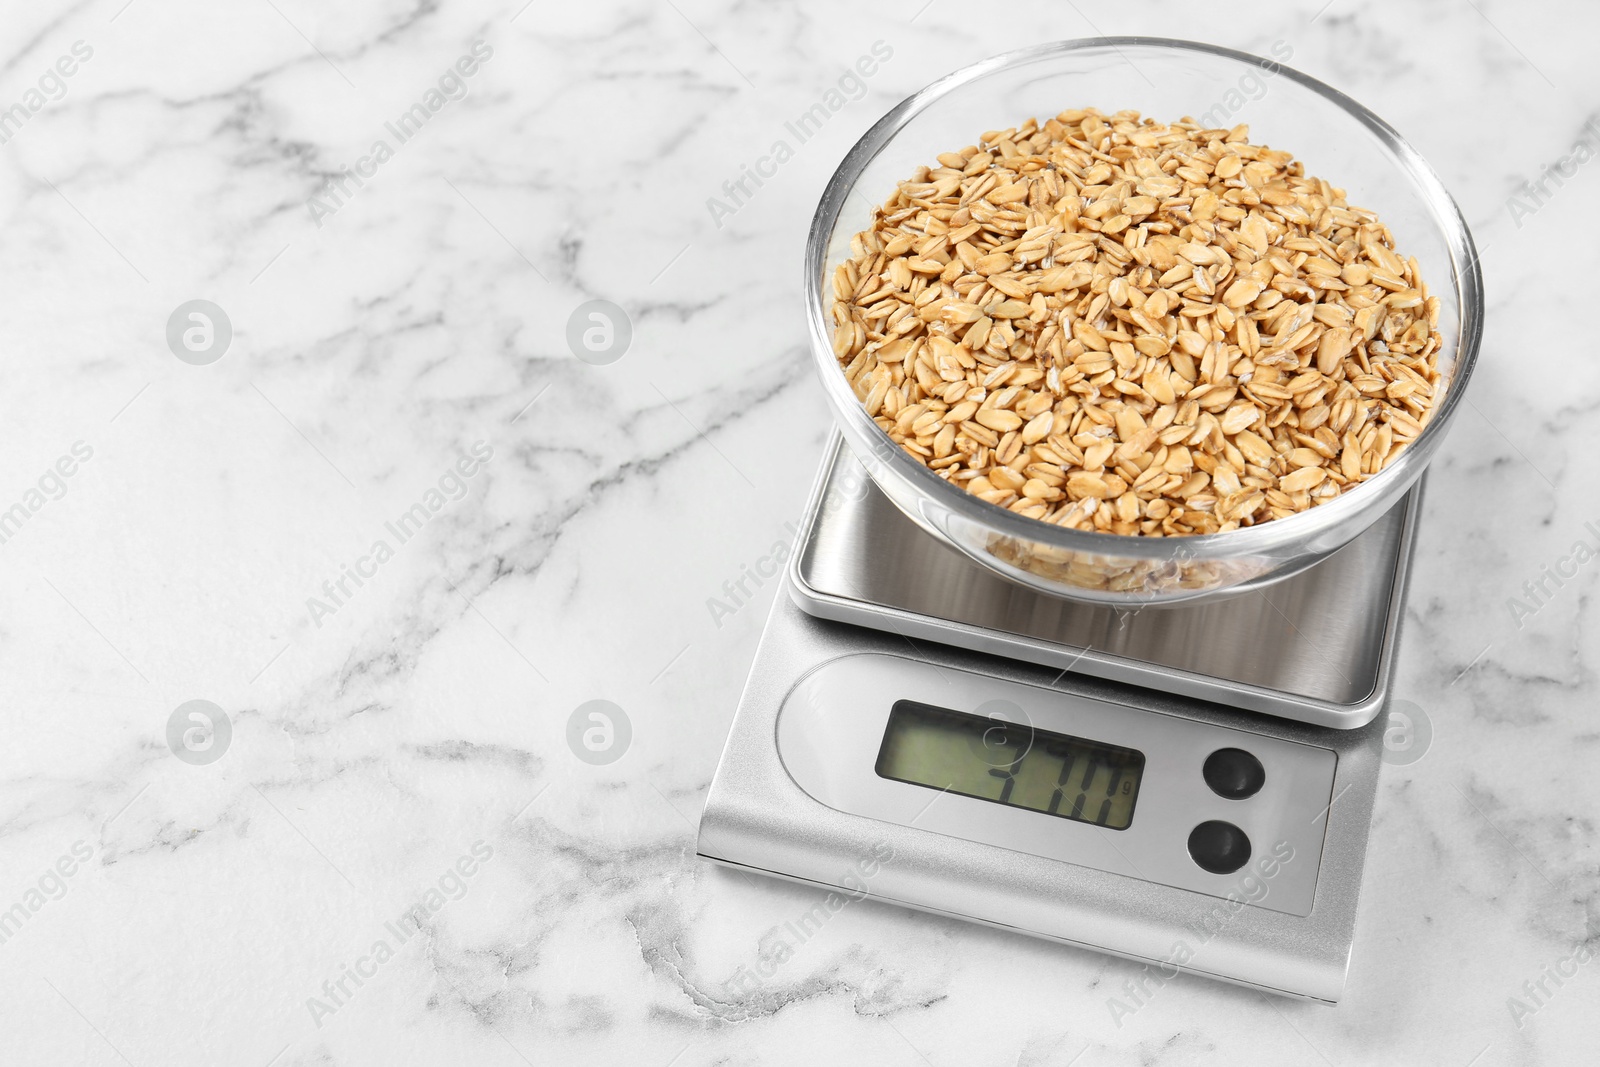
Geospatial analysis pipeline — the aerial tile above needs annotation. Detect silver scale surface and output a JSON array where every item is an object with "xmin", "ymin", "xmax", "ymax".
[
  {"xmin": 698, "ymin": 439, "xmax": 1418, "ymax": 1001},
  {"xmin": 793, "ymin": 439, "xmax": 1417, "ymax": 730}
]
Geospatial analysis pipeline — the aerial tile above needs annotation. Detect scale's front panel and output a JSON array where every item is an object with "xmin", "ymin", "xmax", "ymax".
[
  {"xmin": 699, "ymin": 591, "xmax": 1388, "ymax": 1003},
  {"xmin": 778, "ymin": 652, "xmax": 1337, "ymax": 917}
]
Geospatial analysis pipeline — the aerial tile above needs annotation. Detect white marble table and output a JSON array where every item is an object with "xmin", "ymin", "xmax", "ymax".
[{"xmin": 1, "ymin": 1, "xmax": 1595, "ymax": 1064}]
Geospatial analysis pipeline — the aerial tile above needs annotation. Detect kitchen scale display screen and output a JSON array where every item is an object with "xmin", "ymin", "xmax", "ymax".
[{"xmin": 875, "ymin": 700, "xmax": 1146, "ymax": 830}]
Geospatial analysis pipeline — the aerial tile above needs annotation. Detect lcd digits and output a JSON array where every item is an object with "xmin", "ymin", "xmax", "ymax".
[{"xmin": 875, "ymin": 700, "xmax": 1145, "ymax": 830}]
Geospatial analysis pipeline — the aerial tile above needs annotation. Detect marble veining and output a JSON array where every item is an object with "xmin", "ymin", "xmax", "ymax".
[{"xmin": 0, "ymin": 0, "xmax": 1596, "ymax": 1064}]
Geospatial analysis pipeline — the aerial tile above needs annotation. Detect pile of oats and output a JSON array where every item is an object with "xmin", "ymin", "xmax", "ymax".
[{"xmin": 829, "ymin": 108, "xmax": 1443, "ymax": 536}]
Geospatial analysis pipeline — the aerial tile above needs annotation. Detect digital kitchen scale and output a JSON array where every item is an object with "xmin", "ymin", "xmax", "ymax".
[{"xmin": 698, "ymin": 437, "xmax": 1419, "ymax": 1003}]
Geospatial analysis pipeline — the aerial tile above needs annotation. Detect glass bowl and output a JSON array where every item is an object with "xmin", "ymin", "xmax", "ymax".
[{"xmin": 804, "ymin": 37, "xmax": 1482, "ymax": 605}]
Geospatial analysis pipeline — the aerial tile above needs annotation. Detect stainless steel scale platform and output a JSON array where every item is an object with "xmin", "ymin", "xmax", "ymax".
[{"xmin": 698, "ymin": 438, "xmax": 1417, "ymax": 1003}]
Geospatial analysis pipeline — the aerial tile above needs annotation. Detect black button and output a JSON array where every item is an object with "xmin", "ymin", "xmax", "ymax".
[
  {"xmin": 1203, "ymin": 748, "xmax": 1266, "ymax": 800},
  {"xmin": 1188, "ymin": 820, "xmax": 1251, "ymax": 874}
]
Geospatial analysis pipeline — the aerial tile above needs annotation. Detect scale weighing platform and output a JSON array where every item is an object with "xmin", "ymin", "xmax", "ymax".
[{"xmin": 698, "ymin": 438, "xmax": 1418, "ymax": 1003}]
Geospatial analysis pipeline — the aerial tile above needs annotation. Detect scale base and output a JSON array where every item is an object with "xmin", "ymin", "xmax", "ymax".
[
  {"xmin": 699, "ymin": 588, "xmax": 1387, "ymax": 1003},
  {"xmin": 698, "ymin": 443, "xmax": 1415, "ymax": 1002}
]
